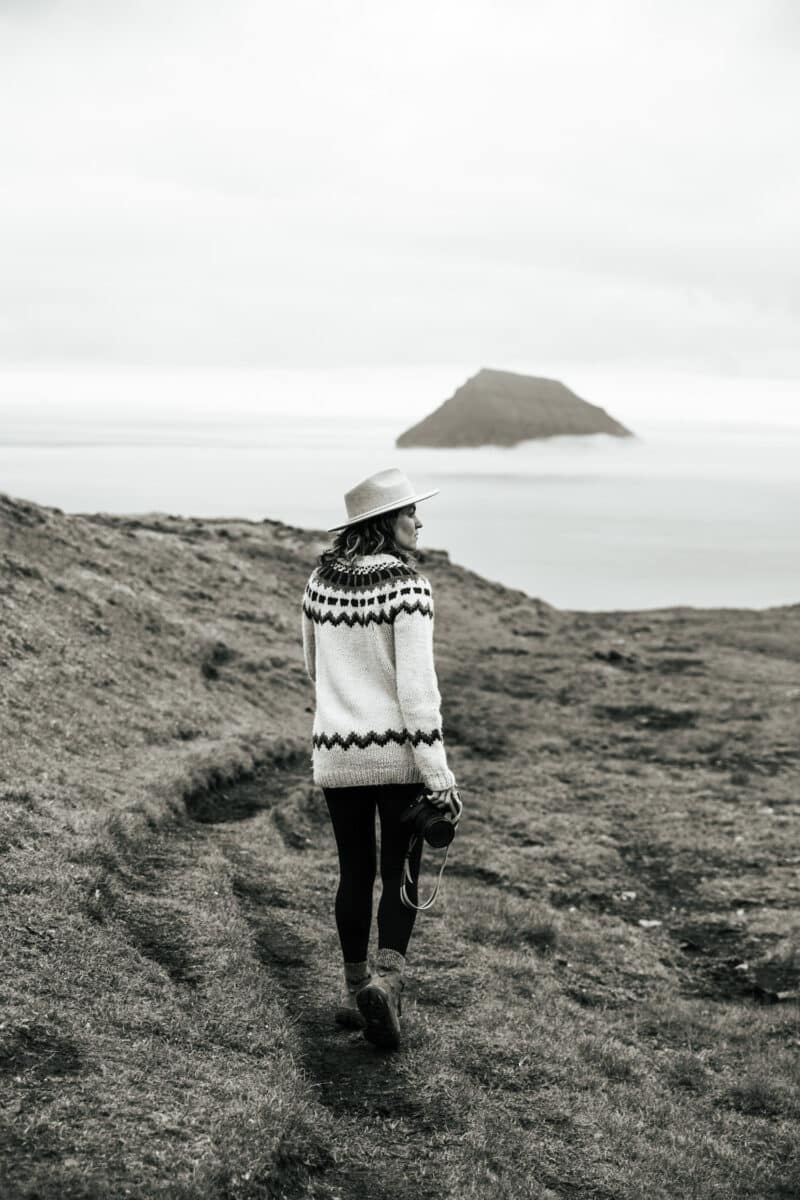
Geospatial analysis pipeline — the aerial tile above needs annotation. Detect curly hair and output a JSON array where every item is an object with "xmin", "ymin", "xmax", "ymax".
[{"xmin": 317, "ymin": 507, "xmax": 417, "ymax": 570}]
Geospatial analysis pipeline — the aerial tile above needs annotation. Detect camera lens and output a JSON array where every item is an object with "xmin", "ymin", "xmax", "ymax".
[{"xmin": 424, "ymin": 813, "xmax": 455, "ymax": 849}]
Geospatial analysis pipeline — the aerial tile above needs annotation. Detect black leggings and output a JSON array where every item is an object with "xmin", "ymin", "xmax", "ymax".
[{"xmin": 323, "ymin": 782, "xmax": 425, "ymax": 962}]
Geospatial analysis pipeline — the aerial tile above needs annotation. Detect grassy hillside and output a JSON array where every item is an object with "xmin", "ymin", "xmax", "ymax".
[{"xmin": 2, "ymin": 490, "xmax": 799, "ymax": 1199}]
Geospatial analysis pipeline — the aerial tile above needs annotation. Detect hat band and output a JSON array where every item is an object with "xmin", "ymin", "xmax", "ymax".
[{"xmin": 328, "ymin": 487, "xmax": 439, "ymax": 532}]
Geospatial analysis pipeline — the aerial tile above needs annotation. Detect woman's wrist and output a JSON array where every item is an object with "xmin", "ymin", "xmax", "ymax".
[{"xmin": 422, "ymin": 768, "xmax": 456, "ymax": 792}]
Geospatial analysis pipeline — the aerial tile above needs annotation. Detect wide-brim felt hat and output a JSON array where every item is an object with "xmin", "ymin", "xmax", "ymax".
[{"xmin": 327, "ymin": 467, "xmax": 439, "ymax": 532}]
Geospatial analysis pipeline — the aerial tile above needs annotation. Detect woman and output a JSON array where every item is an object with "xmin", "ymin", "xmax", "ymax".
[{"xmin": 301, "ymin": 467, "xmax": 461, "ymax": 1051}]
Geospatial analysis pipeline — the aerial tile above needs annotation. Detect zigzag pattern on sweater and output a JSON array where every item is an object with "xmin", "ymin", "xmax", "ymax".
[
  {"xmin": 303, "ymin": 599, "xmax": 433, "ymax": 627},
  {"xmin": 313, "ymin": 726, "xmax": 444, "ymax": 751}
]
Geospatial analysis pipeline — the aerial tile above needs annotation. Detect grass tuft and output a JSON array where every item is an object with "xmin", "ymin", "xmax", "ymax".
[
  {"xmin": 578, "ymin": 1036, "xmax": 640, "ymax": 1082},
  {"xmin": 0, "ymin": 1024, "xmax": 83, "ymax": 1079},
  {"xmin": 462, "ymin": 891, "xmax": 561, "ymax": 954},
  {"xmin": 725, "ymin": 1073, "xmax": 799, "ymax": 1119},
  {"xmin": 664, "ymin": 1051, "xmax": 709, "ymax": 1092}
]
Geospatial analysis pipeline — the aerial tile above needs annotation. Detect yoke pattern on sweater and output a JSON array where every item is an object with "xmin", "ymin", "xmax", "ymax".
[
  {"xmin": 305, "ymin": 581, "xmax": 432, "ymax": 610},
  {"xmin": 315, "ymin": 557, "xmax": 418, "ymax": 592},
  {"xmin": 304, "ymin": 599, "xmax": 433, "ymax": 628}
]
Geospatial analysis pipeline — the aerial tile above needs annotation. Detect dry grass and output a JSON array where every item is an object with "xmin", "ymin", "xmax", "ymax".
[{"xmin": 2, "ymin": 493, "xmax": 799, "ymax": 1198}]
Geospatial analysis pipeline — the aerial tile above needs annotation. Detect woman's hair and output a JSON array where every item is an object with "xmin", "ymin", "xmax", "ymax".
[{"xmin": 317, "ymin": 507, "xmax": 416, "ymax": 569}]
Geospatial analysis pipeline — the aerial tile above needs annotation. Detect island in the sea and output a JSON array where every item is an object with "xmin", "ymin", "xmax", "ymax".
[{"xmin": 396, "ymin": 367, "xmax": 634, "ymax": 447}]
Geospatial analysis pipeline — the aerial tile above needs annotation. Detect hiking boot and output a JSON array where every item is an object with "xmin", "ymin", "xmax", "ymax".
[
  {"xmin": 356, "ymin": 968, "xmax": 405, "ymax": 1050},
  {"xmin": 334, "ymin": 971, "xmax": 371, "ymax": 1030}
]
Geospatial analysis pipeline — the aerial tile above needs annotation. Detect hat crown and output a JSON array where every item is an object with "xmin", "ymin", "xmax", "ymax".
[
  {"xmin": 344, "ymin": 468, "xmax": 416, "ymax": 522},
  {"xmin": 327, "ymin": 467, "xmax": 439, "ymax": 531}
]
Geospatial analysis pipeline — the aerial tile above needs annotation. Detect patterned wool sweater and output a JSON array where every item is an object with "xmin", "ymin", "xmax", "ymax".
[{"xmin": 301, "ymin": 552, "xmax": 456, "ymax": 791}]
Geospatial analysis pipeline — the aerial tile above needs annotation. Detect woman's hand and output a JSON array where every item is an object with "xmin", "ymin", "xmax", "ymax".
[{"xmin": 423, "ymin": 785, "xmax": 463, "ymax": 824}]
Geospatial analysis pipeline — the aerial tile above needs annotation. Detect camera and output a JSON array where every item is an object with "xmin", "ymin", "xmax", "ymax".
[{"xmin": 399, "ymin": 790, "xmax": 461, "ymax": 849}]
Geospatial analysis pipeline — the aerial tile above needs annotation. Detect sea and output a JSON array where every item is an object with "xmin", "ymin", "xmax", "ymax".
[{"xmin": 1, "ymin": 364, "xmax": 798, "ymax": 612}]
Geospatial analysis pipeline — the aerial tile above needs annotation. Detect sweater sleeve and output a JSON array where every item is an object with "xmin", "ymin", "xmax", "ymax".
[
  {"xmin": 393, "ymin": 579, "xmax": 456, "ymax": 791},
  {"xmin": 301, "ymin": 602, "xmax": 316, "ymax": 684}
]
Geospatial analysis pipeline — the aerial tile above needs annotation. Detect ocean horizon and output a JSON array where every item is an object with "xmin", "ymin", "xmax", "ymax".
[{"xmin": 1, "ymin": 364, "xmax": 798, "ymax": 612}]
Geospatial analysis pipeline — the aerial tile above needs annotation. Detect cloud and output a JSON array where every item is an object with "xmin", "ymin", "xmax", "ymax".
[{"xmin": 0, "ymin": 0, "xmax": 797, "ymax": 371}]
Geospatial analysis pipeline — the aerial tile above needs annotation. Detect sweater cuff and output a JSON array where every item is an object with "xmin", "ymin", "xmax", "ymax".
[{"xmin": 421, "ymin": 766, "xmax": 457, "ymax": 791}]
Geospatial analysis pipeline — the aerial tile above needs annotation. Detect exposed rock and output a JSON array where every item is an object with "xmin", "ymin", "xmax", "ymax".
[{"xmin": 396, "ymin": 367, "xmax": 633, "ymax": 447}]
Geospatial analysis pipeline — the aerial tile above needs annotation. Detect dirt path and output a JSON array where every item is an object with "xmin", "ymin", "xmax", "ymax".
[
  {"xmin": 161, "ymin": 705, "xmax": 800, "ymax": 1200},
  {"xmin": 182, "ymin": 761, "xmax": 456, "ymax": 1200}
]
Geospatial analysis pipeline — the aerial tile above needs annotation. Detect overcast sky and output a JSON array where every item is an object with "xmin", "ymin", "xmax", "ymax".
[{"xmin": 1, "ymin": 0, "xmax": 798, "ymax": 374}]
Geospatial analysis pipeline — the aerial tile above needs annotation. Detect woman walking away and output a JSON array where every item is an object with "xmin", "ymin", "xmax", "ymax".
[{"xmin": 301, "ymin": 467, "xmax": 461, "ymax": 1051}]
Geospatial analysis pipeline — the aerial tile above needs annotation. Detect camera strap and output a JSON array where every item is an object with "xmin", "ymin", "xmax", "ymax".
[{"xmin": 400, "ymin": 836, "xmax": 450, "ymax": 911}]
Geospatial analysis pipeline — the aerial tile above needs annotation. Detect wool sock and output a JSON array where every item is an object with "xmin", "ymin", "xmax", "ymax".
[
  {"xmin": 343, "ymin": 959, "xmax": 371, "ymax": 986},
  {"xmin": 374, "ymin": 947, "xmax": 406, "ymax": 974}
]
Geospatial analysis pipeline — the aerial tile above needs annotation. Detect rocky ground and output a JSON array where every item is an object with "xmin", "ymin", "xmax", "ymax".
[{"xmin": 1, "ymin": 490, "xmax": 798, "ymax": 1199}]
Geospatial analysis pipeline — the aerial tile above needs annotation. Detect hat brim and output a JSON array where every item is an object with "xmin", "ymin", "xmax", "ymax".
[{"xmin": 327, "ymin": 488, "xmax": 440, "ymax": 532}]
